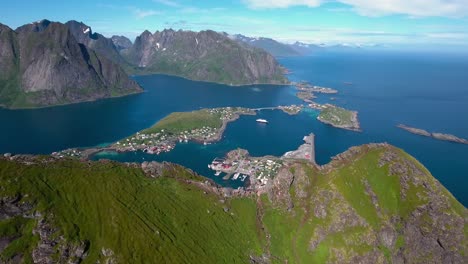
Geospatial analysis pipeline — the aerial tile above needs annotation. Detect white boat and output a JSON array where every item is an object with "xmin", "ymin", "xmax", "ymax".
[
  {"xmin": 232, "ymin": 172, "xmax": 240, "ymax": 180},
  {"xmin": 256, "ymin": 119, "xmax": 268, "ymax": 123},
  {"xmin": 215, "ymin": 171, "xmax": 221, "ymax": 176},
  {"xmin": 240, "ymin": 175, "xmax": 247, "ymax": 181}
]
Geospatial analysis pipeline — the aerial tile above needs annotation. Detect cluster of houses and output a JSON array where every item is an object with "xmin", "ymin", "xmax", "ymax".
[
  {"xmin": 209, "ymin": 107, "xmax": 253, "ymax": 121},
  {"xmin": 115, "ymin": 131, "xmax": 173, "ymax": 153},
  {"xmin": 308, "ymin": 102, "xmax": 325, "ymax": 110},
  {"xmin": 278, "ymin": 104, "xmax": 303, "ymax": 115},
  {"xmin": 52, "ymin": 149, "xmax": 83, "ymax": 158},
  {"xmin": 179, "ymin": 126, "xmax": 218, "ymax": 142},
  {"xmin": 114, "ymin": 125, "xmax": 221, "ymax": 155},
  {"xmin": 209, "ymin": 155, "xmax": 283, "ymax": 187}
]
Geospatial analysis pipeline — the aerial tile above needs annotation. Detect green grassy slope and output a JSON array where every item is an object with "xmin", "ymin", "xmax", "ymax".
[
  {"xmin": 0, "ymin": 159, "xmax": 263, "ymax": 263},
  {"xmin": 261, "ymin": 145, "xmax": 466, "ymax": 263},
  {"xmin": 141, "ymin": 110, "xmax": 223, "ymax": 135},
  {"xmin": 0, "ymin": 144, "xmax": 466, "ymax": 263}
]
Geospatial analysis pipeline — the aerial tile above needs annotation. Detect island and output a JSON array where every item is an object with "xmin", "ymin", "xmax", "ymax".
[
  {"xmin": 397, "ymin": 124, "xmax": 468, "ymax": 144},
  {"xmin": 295, "ymin": 81, "xmax": 338, "ymax": 93},
  {"xmin": 294, "ymin": 81, "xmax": 338, "ymax": 103},
  {"xmin": 317, "ymin": 104, "xmax": 361, "ymax": 131},
  {"xmin": 296, "ymin": 91, "xmax": 316, "ymax": 102},
  {"xmin": 277, "ymin": 104, "xmax": 303, "ymax": 115}
]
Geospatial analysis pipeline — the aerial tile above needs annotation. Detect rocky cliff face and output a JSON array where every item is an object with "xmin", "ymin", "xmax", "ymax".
[
  {"xmin": 0, "ymin": 20, "xmax": 141, "ymax": 108},
  {"xmin": 111, "ymin": 35, "xmax": 132, "ymax": 51},
  {"xmin": 123, "ymin": 29, "xmax": 288, "ymax": 85},
  {"xmin": 65, "ymin": 20, "xmax": 130, "ymax": 66},
  {"xmin": 265, "ymin": 144, "xmax": 467, "ymax": 263}
]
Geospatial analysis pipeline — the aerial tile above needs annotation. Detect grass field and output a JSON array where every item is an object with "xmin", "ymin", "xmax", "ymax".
[
  {"xmin": 141, "ymin": 109, "xmax": 223, "ymax": 135},
  {"xmin": 318, "ymin": 104, "xmax": 357, "ymax": 128},
  {"xmin": 0, "ymin": 145, "xmax": 465, "ymax": 263}
]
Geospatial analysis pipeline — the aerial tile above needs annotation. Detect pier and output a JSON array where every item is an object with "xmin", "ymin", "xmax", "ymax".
[{"xmin": 282, "ymin": 133, "xmax": 316, "ymax": 165}]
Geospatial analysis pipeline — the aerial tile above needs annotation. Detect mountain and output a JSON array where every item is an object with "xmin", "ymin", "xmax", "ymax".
[
  {"xmin": 122, "ymin": 29, "xmax": 288, "ymax": 85},
  {"xmin": 289, "ymin": 41, "xmax": 324, "ymax": 55},
  {"xmin": 1, "ymin": 144, "xmax": 465, "ymax": 263},
  {"xmin": 65, "ymin": 20, "xmax": 129, "ymax": 66},
  {"xmin": 231, "ymin": 34, "xmax": 301, "ymax": 57},
  {"xmin": 111, "ymin": 35, "xmax": 132, "ymax": 51},
  {"xmin": 0, "ymin": 20, "xmax": 141, "ymax": 109}
]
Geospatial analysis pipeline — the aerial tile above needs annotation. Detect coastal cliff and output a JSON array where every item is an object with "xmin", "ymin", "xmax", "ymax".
[
  {"xmin": 0, "ymin": 20, "xmax": 141, "ymax": 109},
  {"xmin": 0, "ymin": 144, "xmax": 465, "ymax": 263}
]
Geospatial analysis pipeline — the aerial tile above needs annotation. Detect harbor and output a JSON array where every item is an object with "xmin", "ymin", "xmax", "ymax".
[{"xmin": 207, "ymin": 133, "xmax": 316, "ymax": 189}]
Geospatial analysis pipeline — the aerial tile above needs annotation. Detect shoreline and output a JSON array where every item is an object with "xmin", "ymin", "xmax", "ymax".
[
  {"xmin": 53, "ymin": 105, "xmax": 304, "ymax": 160},
  {"xmin": 130, "ymin": 72, "xmax": 291, "ymax": 87},
  {"xmin": 0, "ymin": 89, "xmax": 144, "ymax": 110}
]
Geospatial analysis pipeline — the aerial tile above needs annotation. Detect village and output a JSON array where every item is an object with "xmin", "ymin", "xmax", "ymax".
[
  {"xmin": 208, "ymin": 149, "xmax": 284, "ymax": 188},
  {"xmin": 295, "ymin": 81, "xmax": 338, "ymax": 94},
  {"xmin": 278, "ymin": 104, "xmax": 303, "ymax": 115}
]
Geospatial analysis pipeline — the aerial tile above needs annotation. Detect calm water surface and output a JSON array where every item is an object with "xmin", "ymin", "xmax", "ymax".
[{"xmin": 1, "ymin": 50, "xmax": 467, "ymax": 204}]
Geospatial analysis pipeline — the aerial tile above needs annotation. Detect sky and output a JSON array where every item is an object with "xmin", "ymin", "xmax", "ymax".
[{"xmin": 1, "ymin": 0, "xmax": 468, "ymax": 49}]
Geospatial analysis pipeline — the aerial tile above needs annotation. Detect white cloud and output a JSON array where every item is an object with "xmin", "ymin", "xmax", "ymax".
[
  {"xmin": 243, "ymin": 0, "xmax": 321, "ymax": 9},
  {"xmin": 132, "ymin": 8, "xmax": 160, "ymax": 19},
  {"xmin": 153, "ymin": 0, "xmax": 182, "ymax": 8},
  {"xmin": 242, "ymin": 0, "xmax": 468, "ymax": 17},
  {"xmin": 341, "ymin": 0, "xmax": 468, "ymax": 17}
]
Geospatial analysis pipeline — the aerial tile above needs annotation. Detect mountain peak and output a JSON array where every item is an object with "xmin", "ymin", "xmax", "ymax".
[
  {"xmin": 66, "ymin": 20, "xmax": 93, "ymax": 36},
  {"xmin": 16, "ymin": 19, "xmax": 51, "ymax": 33}
]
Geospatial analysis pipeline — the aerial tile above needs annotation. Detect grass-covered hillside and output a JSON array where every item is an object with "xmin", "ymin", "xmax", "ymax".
[
  {"xmin": 317, "ymin": 104, "xmax": 360, "ymax": 131},
  {"xmin": 141, "ymin": 109, "xmax": 223, "ymax": 135},
  {"xmin": 0, "ymin": 144, "xmax": 466, "ymax": 263}
]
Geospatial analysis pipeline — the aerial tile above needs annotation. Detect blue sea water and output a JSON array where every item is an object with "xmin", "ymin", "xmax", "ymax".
[{"xmin": 0, "ymin": 50, "xmax": 467, "ymax": 205}]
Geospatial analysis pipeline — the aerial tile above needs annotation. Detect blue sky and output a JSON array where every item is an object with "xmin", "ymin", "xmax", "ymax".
[{"xmin": 2, "ymin": 0, "xmax": 468, "ymax": 49}]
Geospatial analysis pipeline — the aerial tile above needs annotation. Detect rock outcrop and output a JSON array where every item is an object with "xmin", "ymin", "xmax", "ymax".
[
  {"xmin": 0, "ymin": 20, "xmax": 141, "ymax": 108},
  {"xmin": 111, "ymin": 35, "xmax": 133, "ymax": 51}
]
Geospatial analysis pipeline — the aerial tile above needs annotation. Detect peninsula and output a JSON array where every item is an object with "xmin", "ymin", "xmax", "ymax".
[
  {"xmin": 397, "ymin": 124, "xmax": 468, "ymax": 144},
  {"xmin": 53, "ymin": 105, "xmax": 304, "ymax": 159}
]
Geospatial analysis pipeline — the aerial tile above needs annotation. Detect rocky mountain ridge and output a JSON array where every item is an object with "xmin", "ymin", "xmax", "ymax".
[
  {"xmin": 121, "ymin": 29, "xmax": 288, "ymax": 85},
  {"xmin": 0, "ymin": 143, "xmax": 466, "ymax": 263},
  {"xmin": 0, "ymin": 20, "xmax": 141, "ymax": 108}
]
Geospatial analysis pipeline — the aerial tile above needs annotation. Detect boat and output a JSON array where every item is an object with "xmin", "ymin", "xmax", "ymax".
[
  {"xmin": 256, "ymin": 119, "xmax": 268, "ymax": 123},
  {"xmin": 232, "ymin": 172, "xmax": 240, "ymax": 180},
  {"xmin": 240, "ymin": 175, "xmax": 247, "ymax": 181},
  {"xmin": 215, "ymin": 171, "xmax": 221, "ymax": 176}
]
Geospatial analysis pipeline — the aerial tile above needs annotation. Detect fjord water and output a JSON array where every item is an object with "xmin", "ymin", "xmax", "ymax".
[{"xmin": 1, "ymin": 50, "xmax": 467, "ymax": 204}]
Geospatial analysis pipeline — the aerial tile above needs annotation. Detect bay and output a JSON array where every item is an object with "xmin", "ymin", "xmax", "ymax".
[{"xmin": 1, "ymin": 50, "xmax": 467, "ymax": 205}]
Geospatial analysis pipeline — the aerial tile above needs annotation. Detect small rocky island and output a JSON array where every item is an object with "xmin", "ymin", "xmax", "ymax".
[
  {"xmin": 294, "ymin": 81, "xmax": 338, "ymax": 103},
  {"xmin": 296, "ymin": 91, "xmax": 316, "ymax": 102},
  {"xmin": 317, "ymin": 104, "xmax": 361, "ymax": 131},
  {"xmin": 397, "ymin": 124, "xmax": 468, "ymax": 144},
  {"xmin": 292, "ymin": 81, "xmax": 360, "ymax": 132}
]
